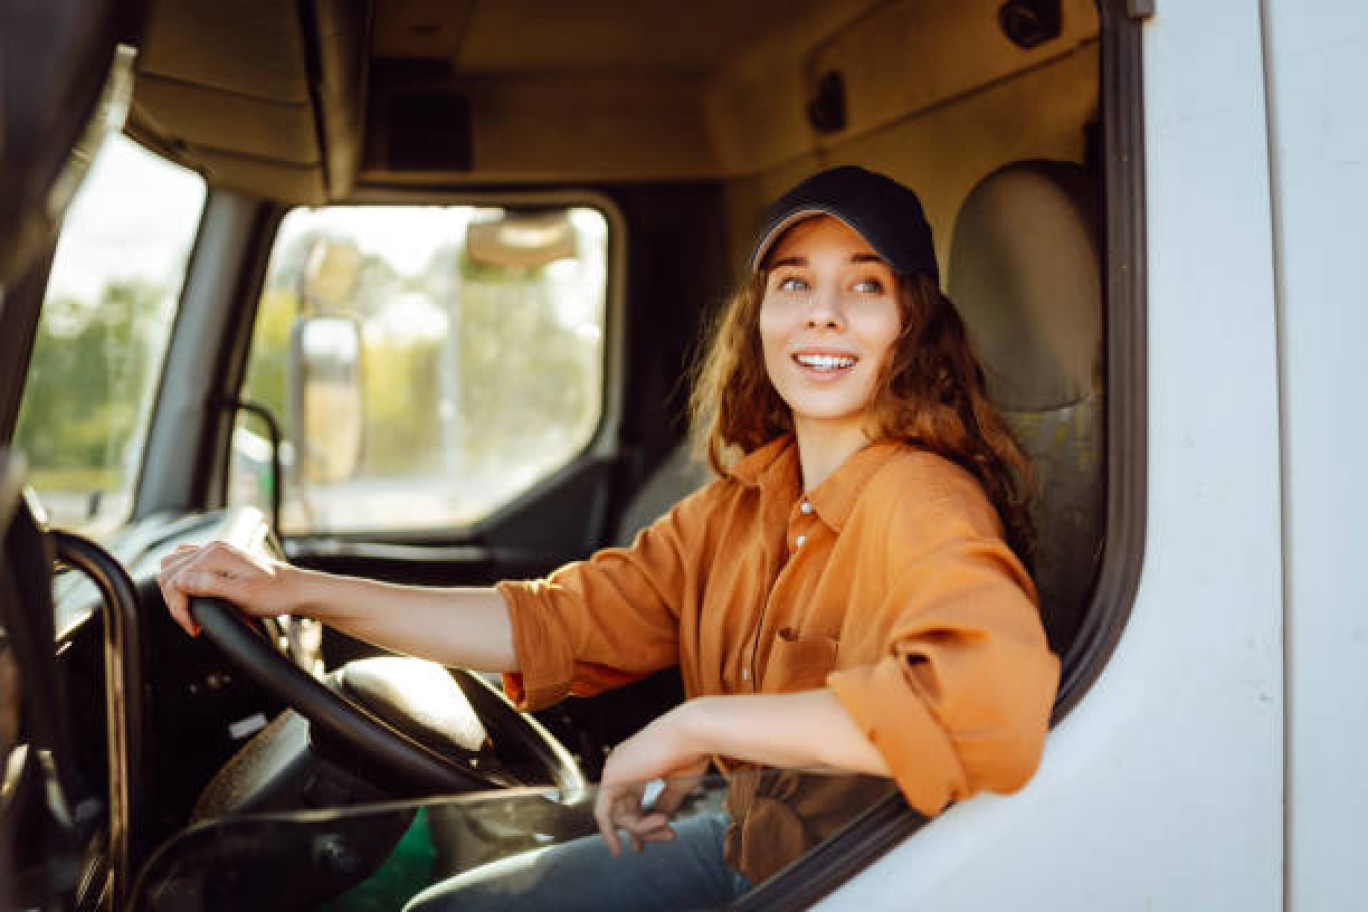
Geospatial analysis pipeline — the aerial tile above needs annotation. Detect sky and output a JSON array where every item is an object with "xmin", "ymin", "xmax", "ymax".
[
  {"xmin": 278, "ymin": 205, "xmax": 476, "ymax": 277},
  {"xmin": 47, "ymin": 134, "xmax": 206, "ymax": 303}
]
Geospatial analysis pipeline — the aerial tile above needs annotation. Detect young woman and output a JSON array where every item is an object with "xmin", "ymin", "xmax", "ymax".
[{"xmin": 159, "ymin": 166, "xmax": 1059, "ymax": 911}]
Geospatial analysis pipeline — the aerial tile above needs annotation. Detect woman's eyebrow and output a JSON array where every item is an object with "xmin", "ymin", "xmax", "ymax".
[{"xmin": 767, "ymin": 252, "xmax": 886, "ymax": 269}]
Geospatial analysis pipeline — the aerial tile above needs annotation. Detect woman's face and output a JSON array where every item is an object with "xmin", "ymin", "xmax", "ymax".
[{"xmin": 759, "ymin": 215, "xmax": 901, "ymax": 438}]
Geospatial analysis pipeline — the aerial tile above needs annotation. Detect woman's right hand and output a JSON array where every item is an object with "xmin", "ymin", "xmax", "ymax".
[{"xmin": 157, "ymin": 541, "xmax": 297, "ymax": 637}]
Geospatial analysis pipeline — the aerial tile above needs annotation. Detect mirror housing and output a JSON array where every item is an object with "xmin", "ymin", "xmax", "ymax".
[
  {"xmin": 465, "ymin": 211, "xmax": 576, "ymax": 269},
  {"xmin": 299, "ymin": 238, "xmax": 362, "ymax": 310},
  {"xmin": 288, "ymin": 316, "xmax": 364, "ymax": 485}
]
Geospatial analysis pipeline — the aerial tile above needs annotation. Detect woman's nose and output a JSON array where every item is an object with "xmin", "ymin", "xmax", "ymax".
[{"xmin": 804, "ymin": 288, "xmax": 845, "ymax": 329}]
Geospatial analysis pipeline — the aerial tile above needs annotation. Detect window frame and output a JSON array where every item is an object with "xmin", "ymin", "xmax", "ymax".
[{"xmin": 223, "ymin": 189, "xmax": 628, "ymax": 543}]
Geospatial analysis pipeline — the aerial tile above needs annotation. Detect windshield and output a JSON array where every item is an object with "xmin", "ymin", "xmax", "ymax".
[{"xmin": 132, "ymin": 769, "xmax": 892, "ymax": 911}]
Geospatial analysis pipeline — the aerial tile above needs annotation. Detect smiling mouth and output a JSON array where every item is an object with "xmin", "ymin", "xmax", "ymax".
[{"xmin": 792, "ymin": 353, "xmax": 858, "ymax": 373}]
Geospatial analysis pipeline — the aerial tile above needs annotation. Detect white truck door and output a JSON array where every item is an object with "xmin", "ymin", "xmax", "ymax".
[{"xmin": 1264, "ymin": 2, "xmax": 1368, "ymax": 909}]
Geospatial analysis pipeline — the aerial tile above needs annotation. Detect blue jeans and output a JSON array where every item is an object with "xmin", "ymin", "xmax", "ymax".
[{"xmin": 403, "ymin": 811, "xmax": 751, "ymax": 912}]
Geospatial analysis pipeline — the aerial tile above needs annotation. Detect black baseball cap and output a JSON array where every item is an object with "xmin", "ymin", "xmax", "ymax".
[{"xmin": 748, "ymin": 165, "xmax": 939, "ymax": 282}]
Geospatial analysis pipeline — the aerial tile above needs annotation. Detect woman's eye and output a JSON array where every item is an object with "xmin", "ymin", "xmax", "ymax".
[
  {"xmin": 777, "ymin": 276, "xmax": 809, "ymax": 293},
  {"xmin": 853, "ymin": 278, "xmax": 885, "ymax": 294}
]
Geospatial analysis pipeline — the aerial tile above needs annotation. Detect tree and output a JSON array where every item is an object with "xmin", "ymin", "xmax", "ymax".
[{"xmin": 14, "ymin": 279, "xmax": 169, "ymax": 491}]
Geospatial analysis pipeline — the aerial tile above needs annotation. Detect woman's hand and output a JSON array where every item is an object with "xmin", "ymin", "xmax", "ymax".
[
  {"xmin": 592, "ymin": 691, "xmax": 893, "ymax": 856},
  {"xmin": 594, "ymin": 704, "xmax": 711, "ymax": 856},
  {"xmin": 157, "ymin": 541, "xmax": 297, "ymax": 637}
]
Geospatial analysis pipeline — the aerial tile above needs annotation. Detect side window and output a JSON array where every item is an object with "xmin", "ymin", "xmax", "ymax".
[
  {"xmin": 231, "ymin": 205, "xmax": 609, "ymax": 535},
  {"xmin": 12, "ymin": 134, "xmax": 206, "ymax": 536}
]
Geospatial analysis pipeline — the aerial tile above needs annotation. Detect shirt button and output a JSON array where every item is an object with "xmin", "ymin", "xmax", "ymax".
[
  {"xmin": 794, "ymin": 535, "xmax": 806, "ymax": 548},
  {"xmin": 800, "ymin": 500, "xmax": 814, "ymax": 515}
]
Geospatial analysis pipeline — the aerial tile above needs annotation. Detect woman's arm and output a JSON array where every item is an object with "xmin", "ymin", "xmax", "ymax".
[
  {"xmin": 593, "ymin": 690, "xmax": 887, "ymax": 855},
  {"xmin": 157, "ymin": 542, "xmax": 518, "ymax": 672},
  {"xmin": 677, "ymin": 691, "xmax": 888, "ymax": 774},
  {"xmin": 602, "ymin": 690, "xmax": 890, "ymax": 785}
]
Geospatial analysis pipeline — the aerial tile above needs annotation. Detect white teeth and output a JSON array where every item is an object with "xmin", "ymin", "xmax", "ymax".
[{"xmin": 794, "ymin": 354, "xmax": 856, "ymax": 371}]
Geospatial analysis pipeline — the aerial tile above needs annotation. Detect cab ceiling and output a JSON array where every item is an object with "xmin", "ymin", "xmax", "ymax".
[
  {"xmin": 127, "ymin": 0, "xmax": 1098, "ymax": 203},
  {"xmin": 372, "ymin": 0, "xmax": 842, "ymax": 73}
]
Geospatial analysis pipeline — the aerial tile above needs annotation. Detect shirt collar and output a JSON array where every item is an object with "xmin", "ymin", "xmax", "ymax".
[
  {"xmin": 728, "ymin": 436, "xmax": 801, "ymax": 498},
  {"xmin": 805, "ymin": 441, "xmax": 901, "ymax": 532},
  {"xmin": 730, "ymin": 435, "xmax": 903, "ymax": 532}
]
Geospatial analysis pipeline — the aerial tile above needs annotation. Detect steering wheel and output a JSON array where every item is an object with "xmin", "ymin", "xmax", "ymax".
[{"xmin": 189, "ymin": 596, "xmax": 586, "ymax": 803}]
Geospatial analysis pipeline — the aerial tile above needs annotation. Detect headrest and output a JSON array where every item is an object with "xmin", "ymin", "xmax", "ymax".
[{"xmin": 948, "ymin": 160, "xmax": 1101, "ymax": 412}]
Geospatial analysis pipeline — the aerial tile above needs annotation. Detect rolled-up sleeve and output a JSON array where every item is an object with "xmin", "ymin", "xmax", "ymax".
[
  {"xmin": 826, "ymin": 490, "xmax": 1059, "ymax": 816},
  {"xmin": 498, "ymin": 486, "xmax": 716, "ymax": 711}
]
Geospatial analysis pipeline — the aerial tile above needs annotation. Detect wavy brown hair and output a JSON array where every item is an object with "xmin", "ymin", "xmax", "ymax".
[{"xmin": 690, "ymin": 270, "xmax": 1035, "ymax": 562}]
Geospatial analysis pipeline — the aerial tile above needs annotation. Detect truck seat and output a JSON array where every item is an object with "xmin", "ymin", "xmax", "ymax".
[
  {"xmin": 948, "ymin": 160, "xmax": 1104, "ymax": 656},
  {"xmin": 613, "ymin": 445, "xmax": 714, "ymax": 547}
]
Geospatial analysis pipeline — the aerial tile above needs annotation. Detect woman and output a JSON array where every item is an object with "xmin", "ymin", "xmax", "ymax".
[{"xmin": 159, "ymin": 165, "xmax": 1059, "ymax": 910}]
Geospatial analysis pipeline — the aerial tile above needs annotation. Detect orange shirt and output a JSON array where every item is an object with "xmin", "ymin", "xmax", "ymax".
[{"xmin": 498, "ymin": 435, "xmax": 1059, "ymax": 882}]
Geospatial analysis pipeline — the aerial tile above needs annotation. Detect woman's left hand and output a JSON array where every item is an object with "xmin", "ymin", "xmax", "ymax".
[{"xmin": 594, "ymin": 704, "xmax": 710, "ymax": 856}]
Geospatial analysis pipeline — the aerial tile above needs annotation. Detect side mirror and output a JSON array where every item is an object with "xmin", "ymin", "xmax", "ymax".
[{"xmin": 288, "ymin": 316, "xmax": 364, "ymax": 484}]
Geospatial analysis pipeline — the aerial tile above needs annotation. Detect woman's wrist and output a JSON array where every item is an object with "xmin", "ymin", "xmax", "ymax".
[
  {"xmin": 671, "ymin": 695, "xmax": 722, "ymax": 757},
  {"xmin": 281, "ymin": 562, "xmax": 328, "ymax": 619}
]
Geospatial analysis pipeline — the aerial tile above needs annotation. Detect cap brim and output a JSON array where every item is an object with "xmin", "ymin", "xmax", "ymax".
[{"xmin": 748, "ymin": 207, "xmax": 898, "ymax": 273}]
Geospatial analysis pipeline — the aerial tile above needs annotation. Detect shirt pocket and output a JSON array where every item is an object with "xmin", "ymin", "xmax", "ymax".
[{"xmin": 765, "ymin": 627, "xmax": 840, "ymax": 691}]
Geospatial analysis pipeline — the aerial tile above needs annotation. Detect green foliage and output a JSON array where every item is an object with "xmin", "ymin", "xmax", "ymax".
[
  {"xmin": 14, "ymin": 280, "xmax": 169, "ymax": 488},
  {"xmin": 457, "ymin": 271, "xmax": 595, "ymax": 471},
  {"xmin": 240, "ymin": 287, "xmax": 296, "ymax": 426},
  {"xmin": 360, "ymin": 333, "xmax": 444, "ymax": 476},
  {"xmin": 245, "ymin": 245, "xmax": 597, "ymax": 478}
]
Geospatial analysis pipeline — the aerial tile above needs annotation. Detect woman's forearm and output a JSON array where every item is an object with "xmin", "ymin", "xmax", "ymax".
[
  {"xmin": 287, "ymin": 566, "xmax": 518, "ymax": 672},
  {"xmin": 676, "ymin": 690, "xmax": 889, "ymax": 776},
  {"xmin": 159, "ymin": 541, "xmax": 520, "ymax": 671}
]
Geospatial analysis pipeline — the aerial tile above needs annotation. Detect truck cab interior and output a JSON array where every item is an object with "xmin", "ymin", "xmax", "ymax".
[{"xmin": 0, "ymin": 0, "xmax": 1147, "ymax": 908}]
